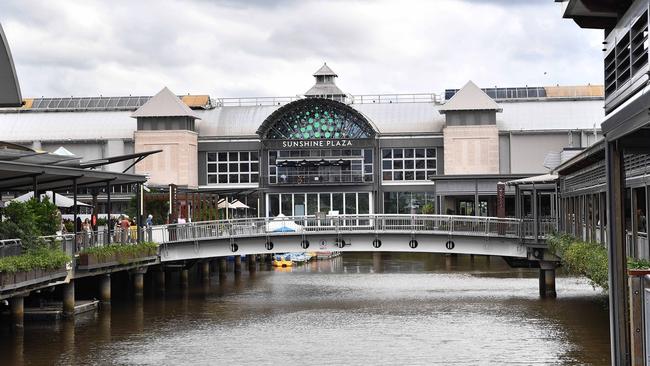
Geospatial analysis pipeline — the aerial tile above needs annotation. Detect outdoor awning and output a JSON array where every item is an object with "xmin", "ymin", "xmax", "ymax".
[
  {"xmin": 11, "ymin": 191, "xmax": 90, "ymax": 208},
  {"xmin": 0, "ymin": 160, "xmax": 147, "ymax": 192},
  {"xmin": 506, "ymin": 174, "xmax": 558, "ymax": 186}
]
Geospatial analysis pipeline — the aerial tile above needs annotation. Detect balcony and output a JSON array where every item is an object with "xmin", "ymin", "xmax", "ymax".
[{"xmin": 269, "ymin": 172, "xmax": 370, "ymax": 185}]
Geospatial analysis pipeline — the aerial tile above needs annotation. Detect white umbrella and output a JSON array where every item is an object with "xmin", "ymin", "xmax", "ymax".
[
  {"xmin": 230, "ymin": 200, "xmax": 250, "ymax": 209},
  {"xmin": 217, "ymin": 199, "xmax": 233, "ymax": 209},
  {"xmin": 11, "ymin": 191, "xmax": 90, "ymax": 208}
]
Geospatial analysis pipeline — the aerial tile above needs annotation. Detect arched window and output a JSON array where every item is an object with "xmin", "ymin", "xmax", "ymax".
[{"xmin": 257, "ymin": 98, "xmax": 375, "ymax": 140}]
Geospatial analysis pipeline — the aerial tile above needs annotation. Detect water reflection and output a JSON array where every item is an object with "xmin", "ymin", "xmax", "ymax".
[{"xmin": 0, "ymin": 253, "xmax": 610, "ymax": 365}]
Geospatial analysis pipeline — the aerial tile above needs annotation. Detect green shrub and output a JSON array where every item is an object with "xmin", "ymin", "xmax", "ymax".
[
  {"xmin": 0, "ymin": 247, "xmax": 70, "ymax": 274},
  {"xmin": 1, "ymin": 198, "xmax": 60, "ymax": 248},
  {"xmin": 548, "ymin": 233, "xmax": 650, "ymax": 291},
  {"xmin": 421, "ymin": 202, "xmax": 435, "ymax": 215},
  {"xmin": 79, "ymin": 242, "xmax": 158, "ymax": 264}
]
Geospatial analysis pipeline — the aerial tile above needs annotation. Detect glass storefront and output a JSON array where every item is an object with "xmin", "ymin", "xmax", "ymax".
[
  {"xmin": 268, "ymin": 148, "xmax": 373, "ymax": 185},
  {"xmin": 266, "ymin": 192, "xmax": 372, "ymax": 217},
  {"xmin": 383, "ymin": 192, "xmax": 435, "ymax": 214}
]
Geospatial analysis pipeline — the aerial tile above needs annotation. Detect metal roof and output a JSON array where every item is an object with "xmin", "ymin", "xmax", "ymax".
[
  {"xmin": 313, "ymin": 63, "xmax": 338, "ymax": 77},
  {"xmin": 0, "ymin": 24, "xmax": 22, "ymax": 107},
  {"xmin": 304, "ymin": 83, "xmax": 345, "ymax": 97},
  {"xmin": 506, "ymin": 174, "xmax": 558, "ymax": 186},
  {"xmin": 439, "ymin": 81, "xmax": 502, "ymax": 113},
  {"xmin": 497, "ymin": 98, "xmax": 603, "ymax": 131},
  {"xmin": 0, "ymin": 110, "xmax": 135, "ymax": 141},
  {"xmin": 132, "ymin": 87, "xmax": 199, "ymax": 119},
  {"xmin": 0, "ymin": 160, "xmax": 146, "ymax": 192}
]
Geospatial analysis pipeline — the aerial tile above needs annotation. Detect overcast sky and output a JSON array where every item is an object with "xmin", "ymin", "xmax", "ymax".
[{"xmin": 1, "ymin": 0, "xmax": 603, "ymax": 98}]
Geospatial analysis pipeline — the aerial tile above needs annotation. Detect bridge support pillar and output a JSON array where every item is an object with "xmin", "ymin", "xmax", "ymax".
[
  {"xmin": 63, "ymin": 280, "xmax": 75, "ymax": 317},
  {"xmin": 538, "ymin": 262, "xmax": 557, "ymax": 298},
  {"xmin": 373, "ymin": 252, "xmax": 383, "ymax": 273},
  {"xmin": 156, "ymin": 270, "xmax": 165, "ymax": 293},
  {"xmin": 180, "ymin": 269, "xmax": 189, "ymax": 288},
  {"xmin": 99, "ymin": 274, "xmax": 111, "ymax": 305},
  {"xmin": 234, "ymin": 255, "xmax": 242, "ymax": 273},
  {"xmin": 201, "ymin": 261, "xmax": 210, "ymax": 282},
  {"xmin": 248, "ymin": 255, "xmax": 257, "ymax": 272},
  {"xmin": 133, "ymin": 272, "xmax": 144, "ymax": 298},
  {"xmin": 218, "ymin": 257, "xmax": 227, "ymax": 277},
  {"xmin": 10, "ymin": 296, "xmax": 24, "ymax": 326}
]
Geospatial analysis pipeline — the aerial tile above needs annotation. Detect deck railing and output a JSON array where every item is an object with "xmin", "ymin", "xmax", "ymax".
[{"xmin": 147, "ymin": 214, "xmax": 523, "ymax": 245}]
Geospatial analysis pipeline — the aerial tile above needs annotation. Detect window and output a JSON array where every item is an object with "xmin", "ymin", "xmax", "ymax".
[
  {"xmin": 383, "ymin": 192, "xmax": 436, "ymax": 214},
  {"xmin": 207, "ymin": 151, "xmax": 259, "ymax": 185},
  {"xmin": 267, "ymin": 192, "xmax": 372, "ymax": 219},
  {"xmin": 381, "ymin": 148, "xmax": 437, "ymax": 181},
  {"xmin": 268, "ymin": 148, "xmax": 373, "ymax": 184}
]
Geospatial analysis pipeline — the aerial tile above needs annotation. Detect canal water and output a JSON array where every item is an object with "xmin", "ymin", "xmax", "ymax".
[{"xmin": 1, "ymin": 253, "xmax": 610, "ymax": 365}]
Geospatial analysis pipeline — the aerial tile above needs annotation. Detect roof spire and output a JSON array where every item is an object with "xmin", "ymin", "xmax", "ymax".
[{"xmin": 305, "ymin": 63, "xmax": 345, "ymax": 101}]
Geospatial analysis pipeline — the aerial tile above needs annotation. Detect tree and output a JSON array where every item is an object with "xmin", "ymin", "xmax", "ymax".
[{"xmin": 0, "ymin": 197, "xmax": 59, "ymax": 249}]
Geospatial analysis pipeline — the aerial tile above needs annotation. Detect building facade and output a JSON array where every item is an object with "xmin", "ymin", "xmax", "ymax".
[{"xmin": 0, "ymin": 64, "xmax": 604, "ymax": 219}]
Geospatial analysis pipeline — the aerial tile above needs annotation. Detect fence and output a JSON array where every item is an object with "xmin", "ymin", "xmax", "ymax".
[{"xmin": 147, "ymin": 214, "xmax": 523, "ymax": 244}]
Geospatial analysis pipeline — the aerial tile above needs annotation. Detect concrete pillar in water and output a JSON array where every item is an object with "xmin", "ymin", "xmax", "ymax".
[
  {"xmin": 100, "ymin": 274, "xmax": 111, "ymax": 304},
  {"xmin": 373, "ymin": 252, "xmax": 383, "ymax": 273},
  {"xmin": 538, "ymin": 262, "xmax": 557, "ymax": 298},
  {"xmin": 10, "ymin": 296, "xmax": 24, "ymax": 326},
  {"xmin": 201, "ymin": 261, "xmax": 210, "ymax": 282},
  {"xmin": 133, "ymin": 272, "xmax": 144, "ymax": 298},
  {"xmin": 234, "ymin": 255, "xmax": 242, "ymax": 273},
  {"xmin": 63, "ymin": 280, "xmax": 75, "ymax": 316},
  {"xmin": 180, "ymin": 269, "xmax": 189, "ymax": 287},
  {"xmin": 219, "ymin": 257, "xmax": 227, "ymax": 276},
  {"xmin": 156, "ymin": 270, "xmax": 166, "ymax": 293},
  {"xmin": 248, "ymin": 254, "xmax": 257, "ymax": 272}
]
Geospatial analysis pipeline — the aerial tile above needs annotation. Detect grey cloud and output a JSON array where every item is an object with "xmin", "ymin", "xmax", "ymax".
[{"xmin": 1, "ymin": 0, "xmax": 602, "ymax": 98}]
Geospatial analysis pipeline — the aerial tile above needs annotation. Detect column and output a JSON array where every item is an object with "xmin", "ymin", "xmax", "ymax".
[
  {"xmin": 133, "ymin": 272, "xmax": 144, "ymax": 298},
  {"xmin": 106, "ymin": 181, "xmax": 112, "ymax": 244},
  {"xmin": 372, "ymin": 252, "xmax": 383, "ymax": 273},
  {"xmin": 100, "ymin": 274, "xmax": 111, "ymax": 305},
  {"xmin": 156, "ymin": 270, "xmax": 166, "ymax": 293},
  {"xmin": 201, "ymin": 261, "xmax": 210, "ymax": 282},
  {"xmin": 538, "ymin": 263, "xmax": 556, "ymax": 298},
  {"xmin": 63, "ymin": 280, "xmax": 75, "ymax": 317},
  {"xmin": 234, "ymin": 255, "xmax": 242, "ymax": 273},
  {"xmin": 218, "ymin": 257, "xmax": 227, "ymax": 277},
  {"xmin": 606, "ymin": 140, "xmax": 629, "ymax": 365},
  {"xmin": 180, "ymin": 269, "xmax": 189, "ymax": 288},
  {"xmin": 248, "ymin": 254, "xmax": 257, "ymax": 272},
  {"xmin": 10, "ymin": 296, "xmax": 24, "ymax": 326}
]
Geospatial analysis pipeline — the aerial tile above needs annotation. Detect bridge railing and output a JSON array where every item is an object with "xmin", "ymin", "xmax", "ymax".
[{"xmin": 146, "ymin": 214, "xmax": 523, "ymax": 244}]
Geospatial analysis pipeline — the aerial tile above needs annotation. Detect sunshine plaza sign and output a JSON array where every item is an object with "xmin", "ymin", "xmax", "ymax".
[{"xmin": 265, "ymin": 138, "xmax": 373, "ymax": 149}]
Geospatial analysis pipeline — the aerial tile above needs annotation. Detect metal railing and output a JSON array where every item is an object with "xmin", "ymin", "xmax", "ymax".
[
  {"xmin": 147, "ymin": 214, "xmax": 523, "ymax": 245},
  {"xmin": 271, "ymin": 172, "xmax": 369, "ymax": 185},
  {"xmin": 0, "ymin": 239, "xmax": 22, "ymax": 258},
  {"xmin": 521, "ymin": 217, "xmax": 557, "ymax": 239}
]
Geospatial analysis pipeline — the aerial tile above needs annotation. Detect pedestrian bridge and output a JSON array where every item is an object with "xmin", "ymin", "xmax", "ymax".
[{"xmin": 148, "ymin": 214, "xmax": 543, "ymax": 262}]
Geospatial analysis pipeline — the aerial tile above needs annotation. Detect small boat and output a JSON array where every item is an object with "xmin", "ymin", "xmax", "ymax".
[
  {"xmin": 272, "ymin": 254, "xmax": 293, "ymax": 267},
  {"xmin": 289, "ymin": 252, "xmax": 307, "ymax": 263}
]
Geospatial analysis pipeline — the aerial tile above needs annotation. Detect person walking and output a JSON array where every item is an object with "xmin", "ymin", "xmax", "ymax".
[
  {"xmin": 146, "ymin": 214, "xmax": 154, "ymax": 242},
  {"xmin": 120, "ymin": 216, "xmax": 130, "ymax": 243}
]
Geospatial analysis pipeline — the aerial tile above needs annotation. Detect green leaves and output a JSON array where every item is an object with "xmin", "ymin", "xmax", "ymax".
[
  {"xmin": 0, "ymin": 247, "xmax": 70, "ymax": 273},
  {"xmin": 547, "ymin": 233, "xmax": 650, "ymax": 291},
  {"xmin": 79, "ymin": 242, "xmax": 158, "ymax": 264},
  {"xmin": 1, "ymin": 197, "xmax": 60, "ymax": 249}
]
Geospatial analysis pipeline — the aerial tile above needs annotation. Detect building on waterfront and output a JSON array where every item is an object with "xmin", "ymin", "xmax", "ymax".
[
  {"xmin": 557, "ymin": 0, "xmax": 650, "ymax": 364},
  {"xmin": 0, "ymin": 64, "xmax": 604, "ymax": 219}
]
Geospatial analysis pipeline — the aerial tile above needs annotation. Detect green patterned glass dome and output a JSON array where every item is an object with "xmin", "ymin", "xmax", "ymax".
[{"xmin": 258, "ymin": 98, "xmax": 375, "ymax": 140}]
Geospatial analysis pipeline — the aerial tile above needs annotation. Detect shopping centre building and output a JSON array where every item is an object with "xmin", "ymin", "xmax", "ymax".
[{"xmin": 0, "ymin": 64, "xmax": 604, "ymax": 219}]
